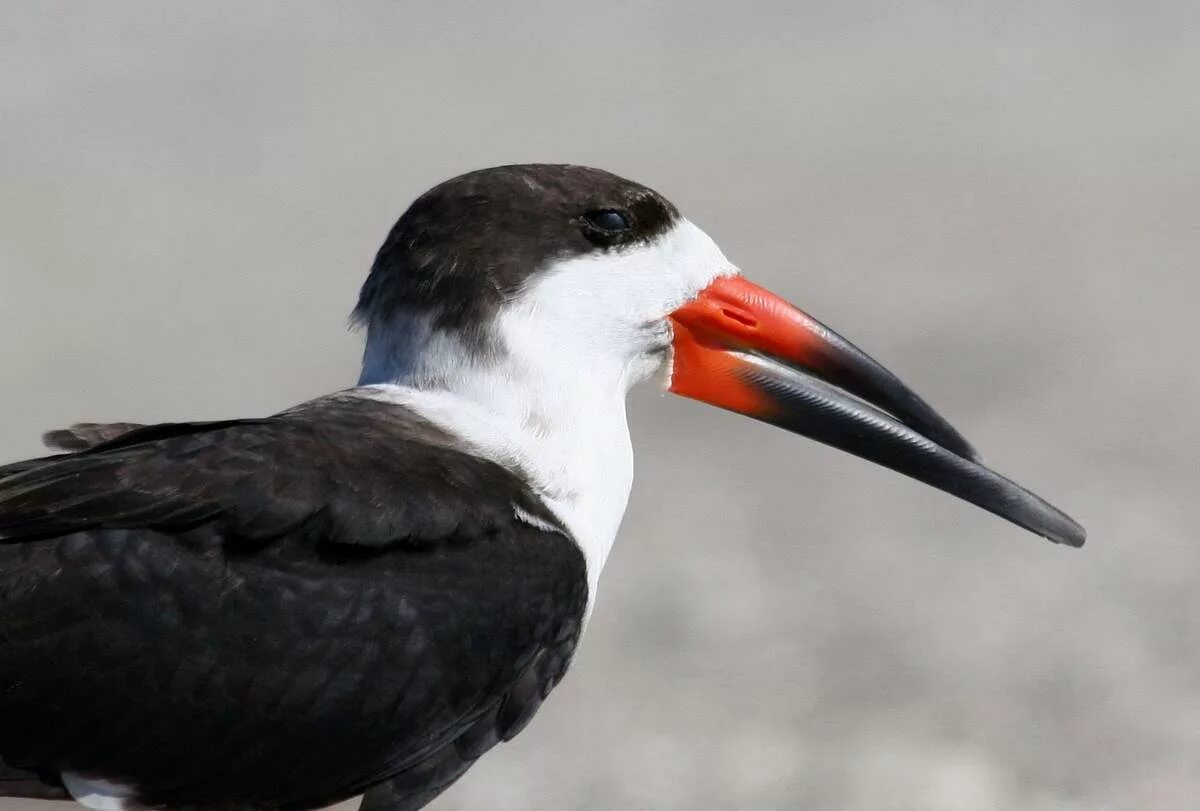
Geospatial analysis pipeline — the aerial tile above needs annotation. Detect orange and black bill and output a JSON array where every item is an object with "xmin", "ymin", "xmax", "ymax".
[{"xmin": 668, "ymin": 275, "xmax": 1085, "ymax": 547}]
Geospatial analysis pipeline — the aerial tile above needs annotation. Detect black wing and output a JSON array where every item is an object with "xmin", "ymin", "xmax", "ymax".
[{"xmin": 0, "ymin": 394, "xmax": 588, "ymax": 811}]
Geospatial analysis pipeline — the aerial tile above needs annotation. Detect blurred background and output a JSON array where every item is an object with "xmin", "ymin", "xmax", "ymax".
[{"xmin": 1, "ymin": 2, "xmax": 1197, "ymax": 809}]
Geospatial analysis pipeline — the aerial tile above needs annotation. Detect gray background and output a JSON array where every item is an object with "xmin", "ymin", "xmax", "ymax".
[{"xmin": 1, "ymin": 3, "xmax": 1196, "ymax": 809}]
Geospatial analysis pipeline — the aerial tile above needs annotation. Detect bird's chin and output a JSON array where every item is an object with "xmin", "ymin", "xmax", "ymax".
[
  {"xmin": 625, "ymin": 338, "xmax": 672, "ymax": 392},
  {"xmin": 622, "ymin": 321, "xmax": 671, "ymax": 389}
]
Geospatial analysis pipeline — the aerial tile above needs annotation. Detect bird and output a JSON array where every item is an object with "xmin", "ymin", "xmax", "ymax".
[{"xmin": 0, "ymin": 164, "xmax": 1085, "ymax": 811}]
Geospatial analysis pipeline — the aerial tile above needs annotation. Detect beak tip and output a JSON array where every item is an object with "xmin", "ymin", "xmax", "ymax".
[
  {"xmin": 1043, "ymin": 516, "xmax": 1087, "ymax": 548},
  {"xmin": 1061, "ymin": 525, "xmax": 1087, "ymax": 549}
]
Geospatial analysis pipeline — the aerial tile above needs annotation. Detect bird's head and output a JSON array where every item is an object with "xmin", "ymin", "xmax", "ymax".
[{"xmin": 355, "ymin": 164, "xmax": 1084, "ymax": 549}]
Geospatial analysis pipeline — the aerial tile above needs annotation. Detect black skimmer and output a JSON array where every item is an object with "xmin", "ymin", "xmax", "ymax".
[{"xmin": 0, "ymin": 164, "xmax": 1084, "ymax": 810}]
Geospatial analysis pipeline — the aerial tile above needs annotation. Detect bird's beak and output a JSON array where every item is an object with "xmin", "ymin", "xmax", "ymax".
[{"xmin": 668, "ymin": 275, "xmax": 1085, "ymax": 547}]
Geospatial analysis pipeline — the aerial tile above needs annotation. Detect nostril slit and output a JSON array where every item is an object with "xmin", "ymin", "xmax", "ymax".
[{"xmin": 722, "ymin": 308, "xmax": 756, "ymax": 328}]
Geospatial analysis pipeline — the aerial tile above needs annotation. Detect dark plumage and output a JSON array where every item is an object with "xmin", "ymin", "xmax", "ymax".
[{"xmin": 0, "ymin": 394, "xmax": 587, "ymax": 810}]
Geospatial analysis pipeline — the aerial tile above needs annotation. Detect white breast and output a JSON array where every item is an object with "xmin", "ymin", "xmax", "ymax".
[{"xmin": 61, "ymin": 773, "xmax": 142, "ymax": 810}]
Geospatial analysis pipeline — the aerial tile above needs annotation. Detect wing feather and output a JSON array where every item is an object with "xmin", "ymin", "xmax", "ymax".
[
  {"xmin": 0, "ymin": 394, "xmax": 585, "ymax": 810},
  {"xmin": 0, "ymin": 396, "xmax": 563, "ymax": 546}
]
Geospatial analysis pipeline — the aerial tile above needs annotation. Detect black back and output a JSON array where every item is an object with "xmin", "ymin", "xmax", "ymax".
[{"xmin": 0, "ymin": 394, "xmax": 588, "ymax": 810}]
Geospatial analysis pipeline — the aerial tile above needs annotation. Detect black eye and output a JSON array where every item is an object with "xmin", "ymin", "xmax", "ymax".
[
  {"xmin": 585, "ymin": 209, "xmax": 631, "ymax": 232},
  {"xmin": 579, "ymin": 209, "xmax": 633, "ymax": 245}
]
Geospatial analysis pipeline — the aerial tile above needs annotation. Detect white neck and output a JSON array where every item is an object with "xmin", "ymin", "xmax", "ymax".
[
  {"xmin": 356, "ymin": 219, "xmax": 736, "ymax": 610},
  {"xmin": 358, "ymin": 347, "xmax": 641, "ymax": 606}
]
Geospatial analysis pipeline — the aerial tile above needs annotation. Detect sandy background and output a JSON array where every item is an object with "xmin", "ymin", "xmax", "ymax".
[{"xmin": 1, "ymin": 3, "xmax": 1197, "ymax": 809}]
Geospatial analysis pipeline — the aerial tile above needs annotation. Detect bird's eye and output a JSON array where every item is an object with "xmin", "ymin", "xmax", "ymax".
[
  {"xmin": 579, "ymin": 209, "xmax": 634, "ymax": 245},
  {"xmin": 584, "ymin": 209, "xmax": 632, "ymax": 232}
]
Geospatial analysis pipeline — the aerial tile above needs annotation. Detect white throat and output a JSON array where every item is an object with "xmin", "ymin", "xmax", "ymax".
[{"xmin": 358, "ymin": 219, "xmax": 736, "ymax": 608}]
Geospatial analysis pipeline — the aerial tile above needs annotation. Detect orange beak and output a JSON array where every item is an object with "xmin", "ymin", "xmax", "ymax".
[{"xmin": 668, "ymin": 275, "xmax": 1085, "ymax": 547}]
